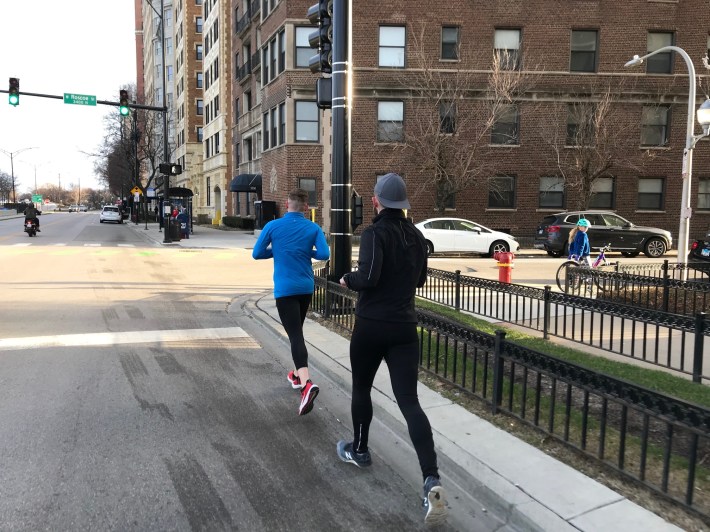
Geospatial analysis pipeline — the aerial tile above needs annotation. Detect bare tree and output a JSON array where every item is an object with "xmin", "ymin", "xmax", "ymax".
[
  {"xmin": 544, "ymin": 84, "xmax": 658, "ymax": 210},
  {"xmin": 395, "ymin": 25, "xmax": 539, "ymax": 212},
  {"xmin": 0, "ymin": 171, "xmax": 12, "ymax": 204}
]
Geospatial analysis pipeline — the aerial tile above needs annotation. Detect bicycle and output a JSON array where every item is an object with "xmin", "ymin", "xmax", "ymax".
[{"xmin": 555, "ymin": 243, "xmax": 615, "ymax": 296}]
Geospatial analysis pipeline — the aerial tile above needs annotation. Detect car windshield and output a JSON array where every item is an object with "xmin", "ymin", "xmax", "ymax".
[{"xmin": 104, "ymin": 207, "xmax": 119, "ymax": 212}]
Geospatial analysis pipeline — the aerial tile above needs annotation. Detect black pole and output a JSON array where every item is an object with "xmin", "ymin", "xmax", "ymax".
[
  {"xmin": 160, "ymin": 0, "xmax": 172, "ymax": 243},
  {"xmin": 329, "ymin": 0, "xmax": 351, "ymax": 281}
]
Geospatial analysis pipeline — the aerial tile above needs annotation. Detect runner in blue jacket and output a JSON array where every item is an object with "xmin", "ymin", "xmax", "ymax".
[{"xmin": 252, "ymin": 189, "xmax": 330, "ymax": 415}]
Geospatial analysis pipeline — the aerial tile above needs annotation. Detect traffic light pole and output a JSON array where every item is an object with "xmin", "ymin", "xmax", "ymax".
[
  {"xmin": 159, "ymin": 0, "xmax": 172, "ymax": 243},
  {"xmin": 329, "ymin": 0, "xmax": 352, "ymax": 282}
]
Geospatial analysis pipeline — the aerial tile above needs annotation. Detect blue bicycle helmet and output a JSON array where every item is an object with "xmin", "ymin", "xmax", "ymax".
[{"xmin": 577, "ymin": 219, "xmax": 590, "ymax": 228}]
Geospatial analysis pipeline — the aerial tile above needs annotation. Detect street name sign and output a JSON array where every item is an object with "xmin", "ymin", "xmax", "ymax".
[
  {"xmin": 31, "ymin": 194, "xmax": 42, "ymax": 203},
  {"xmin": 63, "ymin": 93, "xmax": 97, "ymax": 106}
]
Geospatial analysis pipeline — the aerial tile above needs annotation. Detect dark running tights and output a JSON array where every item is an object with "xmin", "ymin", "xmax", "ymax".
[
  {"xmin": 350, "ymin": 316, "xmax": 438, "ymax": 480},
  {"xmin": 275, "ymin": 294, "xmax": 312, "ymax": 370}
]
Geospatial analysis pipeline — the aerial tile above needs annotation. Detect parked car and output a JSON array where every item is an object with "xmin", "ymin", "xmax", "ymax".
[
  {"xmin": 689, "ymin": 230, "xmax": 710, "ymax": 266},
  {"xmin": 415, "ymin": 217, "xmax": 519, "ymax": 256},
  {"xmin": 99, "ymin": 205, "xmax": 122, "ymax": 224},
  {"xmin": 535, "ymin": 211, "xmax": 672, "ymax": 258},
  {"xmin": 68, "ymin": 204, "xmax": 79, "ymax": 212},
  {"xmin": 78, "ymin": 204, "xmax": 88, "ymax": 212}
]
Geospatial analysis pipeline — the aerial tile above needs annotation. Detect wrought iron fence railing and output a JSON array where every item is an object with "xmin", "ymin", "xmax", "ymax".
[{"xmin": 310, "ymin": 272, "xmax": 710, "ymax": 520}]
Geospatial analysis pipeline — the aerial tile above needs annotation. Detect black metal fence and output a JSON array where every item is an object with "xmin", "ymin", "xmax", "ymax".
[
  {"xmin": 311, "ymin": 273, "xmax": 710, "ymax": 520},
  {"xmin": 417, "ymin": 266, "xmax": 710, "ymax": 383}
]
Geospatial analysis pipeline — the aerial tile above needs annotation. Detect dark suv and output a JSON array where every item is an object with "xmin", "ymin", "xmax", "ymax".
[{"xmin": 535, "ymin": 211, "xmax": 672, "ymax": 258}]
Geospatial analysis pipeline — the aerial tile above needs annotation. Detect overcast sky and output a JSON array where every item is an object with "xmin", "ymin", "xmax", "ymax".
[{"xmin": 0, "ymin": 0, "xmax": 137, "ymax": 195}]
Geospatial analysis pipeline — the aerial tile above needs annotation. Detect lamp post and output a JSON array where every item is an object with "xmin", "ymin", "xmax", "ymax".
[
  {"xmin": 0, "ymin": 146, "xmax": 38, "ymax": 203},
  {"xmin": 625, "ymin": 47, "xmax": 710, "ymax": 270}
]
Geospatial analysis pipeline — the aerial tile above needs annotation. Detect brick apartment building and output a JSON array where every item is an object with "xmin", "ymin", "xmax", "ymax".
[{"xmin": 226, "ymin": 0, "xmax": 710, "ymax": 244}]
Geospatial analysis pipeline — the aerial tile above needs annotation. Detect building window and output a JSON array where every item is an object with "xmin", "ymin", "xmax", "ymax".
[
  {"xmin": 167, "ymin": 65, "xmax": 173, "ymax": 81},
  {"xmin": 197, "ymin": 127, "xmax": 203, "ymax": 141},
  {"xmin": 197, "ymin": 72, "xmax": 203, "ymax": 88},
  {"xmin": 279, "ymin": 29, "xmax": 286, "ymax": 73},
  {"xmin": 196, "ymin": 16, "xmax": 203, "ymax": 33},
  {"xmin": 647, "ymin": 32, "xmax": 674, "ymax": 74},
  {"xmin": 638, "ymin": 178, "xmax": 664, "ymax": 210},
  {"xmin": 295, "ymin": 101, "xmax": 319, "ymax": 142},
  {"xmin": 439, "ymin": 102, "xmax": 456, "ymax": 134},
  {"xmin": 589, "ymin": 177, "xmax": 615, "ymax": 209},
  {"xmin": 488, "ymin": 175, "xmax": 516, "ymax": 208},
  {"xmin": 441, "ymin": 26, "xmax": 459, "ymax": 60},
  {"xmin": 379, "ymin": 26, "xmax": 406, "ymax": 68},
  {"xmin": 271, "ymin": 107, "xmax": 278, "ymax": 147},
  {"xmin": 197, "ymin": 99, "xmax": 203, "ymax": 115},
  {"xmin": 539, "ymin": 176, "xmax": 565, "ymax": 208},
  {"xmin": 699, "ymin": 179, "xmax": 710, "ymax": 210},
  {"xmin": 206, "ymin": 177, "xmax": 211, "ymax": 206},
  {"xmin": 494, "ymin": 29, "xmax": 521, "ymax": 70},
  {"xmin": 296, "ymin": 27, "xmax": 313, "ymax": 68},
  {"xmin": 263, "ymin": 112, "xmax": 270, "ymax": 150},
  {"xmin": 299, "ymin": 177, "xmax": 317, "ymax": 205},
  {"xmin": 640, "ymin": 105, "xmax": 670, "ymax": 147},
  {"xmin": 566, "ymin": 103, "xmax": 596, "ymax": 146},
  {"xmin": 196, "ymin": 44, "xmax": 203, "ymax": 60},
  {"xmin": 377, "ymin": 101, "xmax": 404, "ymax": 142},
  {"xmin": 279, "ymin": 102, "xmax": 286, "ymax": 145},
  {"xmin": 570, "ymin": 30, "xmax": 597, "ymax": 72},
  {"xmin": 491, "ymin": 104, "xmax": 519, "ymax": 145}
]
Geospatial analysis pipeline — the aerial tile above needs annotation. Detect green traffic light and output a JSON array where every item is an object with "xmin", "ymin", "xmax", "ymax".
[
  {"xmin": 8, "ymin": 94, "xmax": 19, "ymax": 106},
  {"xmin": 119, "ymin": 106, "xmax": 129, "ymax": 116}
]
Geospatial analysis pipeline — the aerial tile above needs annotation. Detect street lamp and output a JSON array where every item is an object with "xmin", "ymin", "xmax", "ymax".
[
  {"xmin": 0, "ymin": 146, "xmax": 38, "ymax": 203},
  {"xmin": 625, "ymin": 48, "xmax": 710, "ymax": 271}
]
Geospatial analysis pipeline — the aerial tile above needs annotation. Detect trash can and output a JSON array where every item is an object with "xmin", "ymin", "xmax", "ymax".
[{"xmin": 169, "ymin": 221, "xmax": 181, "ymax": 241}]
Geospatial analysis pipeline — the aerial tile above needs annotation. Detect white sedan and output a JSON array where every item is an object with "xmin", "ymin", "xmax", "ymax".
[
  {"xmin": 99, "ymin": 205, "xmax": 123, "ymax": 224},
  {"xmin": 415, "ymin": 217, "xmax": 519, "ymax": 256}
]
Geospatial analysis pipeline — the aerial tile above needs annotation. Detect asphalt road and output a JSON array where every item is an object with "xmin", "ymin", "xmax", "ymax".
[{"xmin": 0, "ymin": 213, "xmax": 504, "ymax": 531}]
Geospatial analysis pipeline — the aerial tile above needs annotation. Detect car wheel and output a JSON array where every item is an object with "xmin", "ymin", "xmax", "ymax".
[
  {"xmin": 548, "ymin": 250, "xmax": 563, "ymax": 258},
  {"xmin": 100, "ymin": 219, "xmax": 104, "ymax": 223},
  {"xmin": 489, "ymin": 240, "xmax": 510, "ymax": 256},
  {"xmin": 644, "ymin": 238, "xmax": 667, "ymax": 258},
  {"xmin": 425, "ymin": 241, "xmax": 434, "ymax": 256},
  {"xmin": 621, "ymin": 251, "xmax": 640, "ymax": 258}
]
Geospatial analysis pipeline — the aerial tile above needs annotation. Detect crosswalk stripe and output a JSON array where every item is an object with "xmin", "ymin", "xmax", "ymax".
[{"xmin": 0, "ymin": 326, "xmax": 250, "ymax": 351}]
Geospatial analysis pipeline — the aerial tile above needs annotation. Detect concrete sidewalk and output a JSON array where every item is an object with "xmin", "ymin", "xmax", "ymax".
[{"xmin": 246, "ymin": 292, "xmax": 680, "ymax": 531}]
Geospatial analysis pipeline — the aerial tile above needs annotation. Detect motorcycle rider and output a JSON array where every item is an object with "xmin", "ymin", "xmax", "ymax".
[{"xmin": 23, "ymin": 203, "xmax": 40, "ymax": 232}]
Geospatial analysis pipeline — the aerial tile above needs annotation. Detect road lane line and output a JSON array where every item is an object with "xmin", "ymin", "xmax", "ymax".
[{"xmin": 0, "ymin": 327, "xmax": 250, "ymax": 351}]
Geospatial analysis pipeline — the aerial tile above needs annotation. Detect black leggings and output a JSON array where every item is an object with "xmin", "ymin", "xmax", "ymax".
[
  {"xmin": 275, "ymin": 293, "xmax": 312, "ymax": 370},
  {"xmin": 350, "ymin": 316, "xmax": 438, "ymax": 480}
]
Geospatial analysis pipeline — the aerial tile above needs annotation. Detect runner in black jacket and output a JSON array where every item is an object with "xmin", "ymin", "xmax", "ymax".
[{"xmin": 337, "ymin": 173, "xmax": 447, "ymax": 526}]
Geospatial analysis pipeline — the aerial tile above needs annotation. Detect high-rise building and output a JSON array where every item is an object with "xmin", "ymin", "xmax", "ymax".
[
  {"xmin": 173, "ymin": 0, "xmax": 205, "ymax": 201},
  {"xmin": 198, "ymin": 0, "xmax": 232, "ymax": 224}
]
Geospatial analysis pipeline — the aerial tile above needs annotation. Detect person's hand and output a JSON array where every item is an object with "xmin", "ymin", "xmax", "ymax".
[{"xmin": 339, "ymin": 276, "xmax": 347, "ymax": 287}]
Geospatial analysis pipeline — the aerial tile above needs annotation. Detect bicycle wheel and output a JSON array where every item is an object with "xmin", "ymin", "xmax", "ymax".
[{"xmin": 556, "ymin": 261, "xmax": 581, "ymax": 293}]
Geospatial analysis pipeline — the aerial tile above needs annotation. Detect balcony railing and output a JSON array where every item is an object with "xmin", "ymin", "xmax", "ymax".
[
  {"xmin": 250, "ymin": 0, "xmax": 260, "ymax": 18},
  {"xmin": 237, "ymin": 59, "xmax": 252, "ymax": 82},
  {"xmin": 236, "ymin": 6, "xmax": 252, "ymax": 35},
  {"xmin": 251, "ymin": 51, "xmax": 261, "ymax": 71}
]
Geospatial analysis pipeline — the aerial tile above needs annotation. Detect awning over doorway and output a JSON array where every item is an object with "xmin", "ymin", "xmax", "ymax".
[
  {"xmin": 168, "ymin": 187, "xmax": 194, "ymax": 197},
  {"xmin": 229, "ymin": 173, "xmax": 262, "ymax": 193}
]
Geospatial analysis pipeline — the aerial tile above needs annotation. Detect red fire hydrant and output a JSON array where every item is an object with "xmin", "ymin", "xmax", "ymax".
[{"xmin": 494, "ymin": 251, "xmax": 515, "ymax": 283}]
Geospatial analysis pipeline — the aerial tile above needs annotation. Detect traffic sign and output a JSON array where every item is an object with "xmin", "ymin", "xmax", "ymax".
[
  {"xmin": 31, "ymin": 194, "xmax": 42, "ymax": 203},
  {"xmin": 130, "ymin": 186, "xmax": 142, "ymax": 195},
  {"xmin": 63, "ymin": 93, "xmax": 97, "ymax": 106}
]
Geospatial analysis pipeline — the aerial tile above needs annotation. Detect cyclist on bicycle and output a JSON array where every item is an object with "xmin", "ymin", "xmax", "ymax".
[{"xmin": 568, "ymin": 218, "xmax": 590, "ymax": 265}]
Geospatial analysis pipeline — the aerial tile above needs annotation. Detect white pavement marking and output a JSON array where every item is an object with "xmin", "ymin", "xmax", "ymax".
[
  {"xmin": 84, "ymin": 243, "xmax": 101, "ymax": 247},
  {"xmin": 0, "ymin": 327, "xmax": 250, "ymax": 351},
  {"xmin": 11, "ymin": 243, "xmax": 31, "ymax": 247},
  {"xmin": 117, "ymin": 244, "xmax": 135, "ymax": 247}
]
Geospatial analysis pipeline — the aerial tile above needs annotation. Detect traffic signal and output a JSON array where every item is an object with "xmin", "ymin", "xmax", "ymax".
[
  {"xmin": 8, "ymin": 77, "xmax": 19, "ymax": 106},
  {"xmin": 351, "ymin": 192, "xmax": 363, "ymax": 230},
  {"xmin": 119, "ymin": 89, "xmax": 130, "ymax": 116},
  {"xmin": 159, "ymin": 163, "xmax": 182, "ymax": 175},
  {"xmin": 306, "ymin": 0, "xmax": 333, "ymax": 74}
]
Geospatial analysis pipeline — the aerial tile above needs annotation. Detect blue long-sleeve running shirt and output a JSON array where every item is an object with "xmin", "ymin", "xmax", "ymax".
[{"xmin": 252, "ymin": 212, "xmax": 331, "ymax": 298}]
